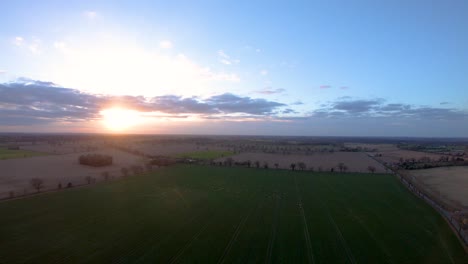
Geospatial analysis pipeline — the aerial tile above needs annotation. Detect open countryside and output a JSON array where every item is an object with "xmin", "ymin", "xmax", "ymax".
[{"xmin": 0, "ymin": 165, "xmax": 465, "ymax": 263}]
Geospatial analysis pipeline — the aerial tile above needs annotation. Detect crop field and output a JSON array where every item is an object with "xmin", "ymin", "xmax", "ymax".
[
  {"xmin": 0, "ymin": 147, "xmax": 46, "ymax": 160},
  {"xmin": 0, "ymin": 148, "xmax": 147, "ymax": 198},
  {"xmin": 174, "ymin": 150, "xmax": 234, "ymax": 160},
  {"xmin": 407, "ymin": 166, "xmax": 468, "ymax": 208},
  {"xmin": 0, "ymin": 165, "xmax": 466, "ymax": 263}
]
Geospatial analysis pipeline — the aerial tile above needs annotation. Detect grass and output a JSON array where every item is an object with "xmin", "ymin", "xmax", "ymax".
[
  {"xmin": 0, "ymin": 147, "xmax": 46, "ymax": 160},
  {"xmin": 0, "ymin": 165, "xmax": 466, "ymax": 263},
  {"xmin": 174, "ymin": 150, "xmax": 233, "ymax": 160}
]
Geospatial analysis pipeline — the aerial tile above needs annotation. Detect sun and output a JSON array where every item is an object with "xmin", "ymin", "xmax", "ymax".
[{"xmin": 100, "ymin": 108, "xmax": 142, "ymax": 131}]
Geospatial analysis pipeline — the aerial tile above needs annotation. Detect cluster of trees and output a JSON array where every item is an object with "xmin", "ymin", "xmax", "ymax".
[
  {"xmin": 212, "ymin": 158, "xmax": 382, "ymax": 174},
  {"xmin": 79, "ymin": 154, "xmax": 113, "ymax": 167},
  {"xmin": 397, "ymin": 155, "xmax": 467, "ymax": 170},
  {"xmin": 150, "ymin": 156, "xmax": 177, "ymax": 167}
]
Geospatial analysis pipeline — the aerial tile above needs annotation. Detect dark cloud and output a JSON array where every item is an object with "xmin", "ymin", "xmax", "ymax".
[
  {"xmin": 206, "ymin": 93, "xmax": 286, "ymax": 115},
  {"xmin": 255, "ymin": 87, "xmax": 285, "ymax": 95},
  {"xmin": 333, "ymin": 99, "xmax": 383, "ymax": 113},
  {"xmin": 440, "ymin": 102, "xmax": 450, "ymax": 105},
  {"xmin": 314, "ymin": 98, "xmax": 468, "ymax": 121},
  {"xmin": 291, "ymin": 100, "xmax": 304, "ymax": 105},
  {"xmin": 0, "ymin": 79, "xmax": 287, "ymax": 125},
  {"xmin": 319, "ymin": 85, "xmax": 331, "ymax": 89},
  {"xmin": 281, "ymin": 108, "xmax": 298, "ymax": 114},
  {"xmin": 149, "ymin": 95, "xmax": 217, "ymax": 114}
]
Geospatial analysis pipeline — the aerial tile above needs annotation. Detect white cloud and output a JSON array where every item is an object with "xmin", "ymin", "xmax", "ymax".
[
  {"xmin": 218, "ymin": 50, "xmax": 229, "ymax": 59},
  {"xmin": 0, "ymin": 70, "xmax": 6, "ymax": 74},
  {"xmin": 260, "ymin": 70, "xmax": 268, "ymax": 76},
  {"xmin": 159, "ymin": 40, "xmax": 173, "ymax": 49},
  {"xmin": 83, "ymin": 11, "xmax": 97, "ymax": 19},
  {"xmin": 217, "ymin": 50, "xmax": 239, "ymax": 65},
  {"xmin": 13, "ymin": 37, "xmax": 23, "ymax": 46},
  {"xmin": 220, "ymin": 59, "xmax": 231, "ymax": 65}
]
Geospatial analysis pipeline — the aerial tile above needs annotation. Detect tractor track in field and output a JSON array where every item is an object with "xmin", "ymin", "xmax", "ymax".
[
  {"xmin": 317, "ymin": 177, "xmax": 357, "ymax": 264},
  {"xmin": 131, "ymin": 207, "xmax": 210, "ymax": 264},
  {"xmin": 294, "ymin": 175, "xmax": 315, "ymax": 264},
  {"xmin": 326, "ymin": 211, "xmax": 357, "ymax": 264},
  {"xmin": 217, "ymin": 198, "xmax": 263, "ymax": 264},
  {"xmin": 265, "ymin": 194, "xmax": 280, "ymax": 263},
  {"xmin": 169, "ymin": 220, "xmax": 211, "ymax": 264}
]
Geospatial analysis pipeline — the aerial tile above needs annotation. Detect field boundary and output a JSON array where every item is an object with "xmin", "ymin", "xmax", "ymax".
[{"xmin": 368, "ymin": 155, "xmax": 468, "ymax": 250}]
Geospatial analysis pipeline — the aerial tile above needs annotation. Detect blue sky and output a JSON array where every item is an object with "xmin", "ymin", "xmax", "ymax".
[{"xmin": 0, "ymin": 0, "xmax": 467, "ymax": 136}]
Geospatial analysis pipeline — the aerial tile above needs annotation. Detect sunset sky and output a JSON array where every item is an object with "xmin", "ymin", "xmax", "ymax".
[{"xmin": 1, "ymin": 0, "xmax": 467, "ymax": 136}]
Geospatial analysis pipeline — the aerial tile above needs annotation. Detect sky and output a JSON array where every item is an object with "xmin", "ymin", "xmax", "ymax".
[{"xmin": 0, "ymin": 0, "xmax": 467, "ymax": 137}]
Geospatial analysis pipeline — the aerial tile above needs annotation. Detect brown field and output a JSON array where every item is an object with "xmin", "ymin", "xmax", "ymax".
[
  {"xmin": 374, "ymin": 149, "xmax": 447, "ymax": 164},
  {"xmin": 215, "ymin": 152, "xmax": 387, "ymax": 173},
  {"xmin": 344, "ymin": 143, "xmax": 399, "ymax": 152},
  {"xmin": 0, "ymin": 148, "xmax": 148, "ymax": 199},
  {"xmin": 19, "ymin": 142, "xmax": 104, "ymax": 155},
  {"xmin": 407, "ymin": 166, "xmax": 468, "ymax": 208}
]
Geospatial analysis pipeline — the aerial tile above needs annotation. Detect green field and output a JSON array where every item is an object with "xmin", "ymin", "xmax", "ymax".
[
  {"xmin": 174, "ymin": 150, "xmax": 233, "ymax": 160},
  {"xmin": 0, "ymin": 147, "xmax": 46, "ymax": 160},
  {"xmin": 0, "ymin": 165, "xmax": 466, "ymax": 263}
]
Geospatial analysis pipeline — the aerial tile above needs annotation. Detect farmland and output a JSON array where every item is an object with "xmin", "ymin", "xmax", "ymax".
[
  {"xmin": 0, "ymin": 148, "xmax": 148, "ymax": 198},
  {"xmin": 174, "ymin": 150, "xmax": 234, "ymax": 160},
  {"xmin": 407, "ymin": 166, "xmax": 468, "ymax": 207},
  {"xmin": 0, "ymin": 147, "xmax": 46, "ymax": 160},
  {"xmin": 0, "ymin": 165, "xmax": 465, "ymax": 263}
]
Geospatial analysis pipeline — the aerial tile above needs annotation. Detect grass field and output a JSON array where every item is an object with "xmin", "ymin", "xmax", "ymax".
[
  {"xmin": 0, "ymin": 165, "xmax": 466, "ymax": 263},
  {"xmin": 0, "ymin": 147, "xmax": 46, "ymax": 160},
  {"xmin": 174, "ymin": 150, "xmax": 233, "ymax": 160}
]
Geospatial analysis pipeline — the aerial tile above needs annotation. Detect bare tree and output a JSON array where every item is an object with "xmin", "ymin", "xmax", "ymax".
[
  {"xmin": 274, "ymin": 163, "xmax": 279, "ymax": 169},
  {"xmin": 343, "ymin": 165, "xmax": 348, "ymax": 173},
  {"xmin": 255, "ymin": 160, "xmax": 260, "ymax": 168},
  {"xmin": 298, "ymin": 162, "xmax": 306, "ymax": 171},
  {"xmin": 30, "ymin": 178, "xmax": 44, "ymax": 192},
  {"xmin": 368, "ymin": 166, "xmax": 376, "ymax": 173},
  {"xmin": 338, "ymin": 162, "xmax": 345, "ymax": 172},
  {"xmin": 85, "ymin": 176, "xmax": 92, "ymax": 184},
  {"xmin": 101, "ymin": 171, "xmax": 110, "ymax": 181},
  {"xmin": 263, "ymin": 162, "xmax": 269, "ymax": 169},
  {"xmin": 290, "ymin": 163, "xmax": 296, "ymax": 171},
  {"xmin": 121, "ymin": 167, "xmax": 129, "ymax": 177}
]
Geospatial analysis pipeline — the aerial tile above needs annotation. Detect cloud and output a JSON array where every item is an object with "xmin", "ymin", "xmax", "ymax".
[
  {"xmin": 217, "ymin": 50, "xmax": 239, "ymax": 65},
  {"xmin": 206, "ymin": 93, "xmax": 286, "ymax": 115},
  {"xmin": 260, "ymin": 70, "xmax": 268, "ymax": 76},
  {"xmin": 0, "ymin": 70, "xmax": 6, "ymax": 74},
  {"xmin": 440, "ymin": 102, "xmax": 450, "ymax": 105},
  {"xmin": 282, "ymin": 108, "xmax": 298, "ymax": 114},
  {"xmin": 255, "ymin": 87, "xmax": 285, "ymax": 95},
  {"xmin": 333, "ymin": 99, "xmax": 384, "ymax": 113},
  {"xmin": 313, "ymin": 97, "xmax": 468, "ymax": 121},
  {"xmin": 319, "ymin": 85, "xmax": 331, "ymax": 89},
  {"xmin": 13, "ymin": 36, "xmax": 23, "ymax": 46},
  {"xmin": 159, "ymin": 40, "xmax": 172, "ymax": 49},
  {"xmin": 340, "ymin": 86, "xmax": 349, "ymax": 90},
  {"xmin": 84, "ymin": 11, "xmax": 97, "ymax": 19},
  {"xmin": 0, "ymin": 79, "xmax": 286, "ymax": 125},
  {"xmin": 12, "ymin": 37, "xmax": 41, "ymax": 54},
  {"xmin": 291, "ymin": 101, "xmax": 304, "ymax": 105}
]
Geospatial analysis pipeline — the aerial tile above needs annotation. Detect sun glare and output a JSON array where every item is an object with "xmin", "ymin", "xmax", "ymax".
[{"xmin": 101, "ymin": 108, "xmax": 142, "ymax": 131}]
